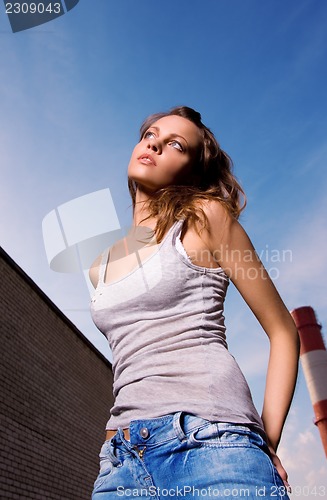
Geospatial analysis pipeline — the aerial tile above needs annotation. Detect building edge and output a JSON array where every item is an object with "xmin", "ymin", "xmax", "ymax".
[{"xmin": 0, "ymin": 245, "xmax": 112, "ymax": 370}]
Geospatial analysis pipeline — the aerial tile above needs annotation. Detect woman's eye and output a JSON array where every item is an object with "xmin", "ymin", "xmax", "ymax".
[
  {"xmin": 144, "ymin": 131, "xmax": 155, "ymax": 139},
  {"xmin": 170, "ymin": 140, "xmax": 184, "ymax": 152}
]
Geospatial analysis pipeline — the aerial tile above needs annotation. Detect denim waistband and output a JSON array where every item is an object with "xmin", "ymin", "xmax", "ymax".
[{"xmin": 115, "ymin": 412, "xmax": 259, "ymax": 448}]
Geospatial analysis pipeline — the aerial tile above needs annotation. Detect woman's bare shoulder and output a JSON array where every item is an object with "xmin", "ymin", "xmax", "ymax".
[
  {"xmin": 201, "ymin": 198, "xmax": 230, "ymax": 219},
  {"xmin": 186, "ymin": 199, "xmax": 233, "ymax": 254},
  {"xmin": 197, "ymin": 199, "xmax": 235, "ymax": 234}
]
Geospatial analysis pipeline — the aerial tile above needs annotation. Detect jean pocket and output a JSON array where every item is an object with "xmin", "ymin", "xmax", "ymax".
[
  {"xmin": 92, "ymin": 440, "xmax": 122, "ymax": 493},
  {"xmin": 188, "ymin": 421, "xmax": 220, "ymax": 446},
  {"xmin": 190, "ymin": 423, "xmax": 260, "ymax": 448}
]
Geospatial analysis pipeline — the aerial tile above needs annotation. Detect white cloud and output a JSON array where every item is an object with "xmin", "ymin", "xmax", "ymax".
[
  {"xmin": 298, "ymin": 430, "xmax": 316, "ymax": 445},
  {"xmin": 305, "ymin": 466, "xmax": 327, "ymax": 489}
]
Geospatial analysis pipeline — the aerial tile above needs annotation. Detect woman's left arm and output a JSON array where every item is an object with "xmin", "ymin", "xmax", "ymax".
[{"xmin": 203, "ymin": 201, "xmax": 300, "ymax": 483}]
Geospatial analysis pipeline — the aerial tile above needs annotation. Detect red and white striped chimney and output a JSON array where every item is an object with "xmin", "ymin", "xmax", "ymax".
[{"xmin": 291, "ymin": 306, "xmax": 327, "ymax": 457}]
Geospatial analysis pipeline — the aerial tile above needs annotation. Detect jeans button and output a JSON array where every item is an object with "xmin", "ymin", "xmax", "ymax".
[{"xmin": 140, "ymin": 427, "xmax": 149, "ymax": 439}]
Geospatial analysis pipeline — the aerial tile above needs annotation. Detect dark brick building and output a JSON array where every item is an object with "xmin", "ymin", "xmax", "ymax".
[{"xmin": 0, "ymin": 247, "xmax": 114, "ymax": 499}]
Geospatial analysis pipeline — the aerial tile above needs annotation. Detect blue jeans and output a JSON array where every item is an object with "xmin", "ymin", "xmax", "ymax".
[{"xmin": 92, "ymin": 412, "xmax": 289, "ymax": 499}]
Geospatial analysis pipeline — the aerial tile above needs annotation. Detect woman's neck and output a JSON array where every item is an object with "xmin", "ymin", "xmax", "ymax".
[{"xmin": 133, "ymin": 186, "xmax": 157, "ymax": 228}]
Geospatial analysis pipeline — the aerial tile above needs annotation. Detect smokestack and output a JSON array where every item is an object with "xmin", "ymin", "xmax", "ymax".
[{"xmin": 291, "ymin": 306, "xmax": 327, "ymax": 457}]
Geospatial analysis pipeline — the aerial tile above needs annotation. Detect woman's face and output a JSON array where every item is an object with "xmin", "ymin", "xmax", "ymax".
[{"xmin": 128, "ymin": 115, "xmax": 202, "ymax": 192}]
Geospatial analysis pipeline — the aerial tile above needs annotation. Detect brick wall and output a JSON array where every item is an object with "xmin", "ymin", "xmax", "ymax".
[{"xmin": 0, "ymin": 248, "xmax": 114, "ymax": 499}]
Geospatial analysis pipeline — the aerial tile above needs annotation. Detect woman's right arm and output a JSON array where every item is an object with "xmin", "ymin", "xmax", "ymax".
[{"xmin": 201, "ymin": 200, "xmax": 299, "ymax": 486}]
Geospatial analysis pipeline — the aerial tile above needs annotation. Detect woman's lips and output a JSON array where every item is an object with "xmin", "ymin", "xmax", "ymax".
[{"xmin": 138, "ymin": 154, "xmax": 156, "ymax": 166}]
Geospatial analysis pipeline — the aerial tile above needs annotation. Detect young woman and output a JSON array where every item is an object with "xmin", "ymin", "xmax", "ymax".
[{"xmin": 90, "ymin": 106, "xmax": 299, "ymax": 499}]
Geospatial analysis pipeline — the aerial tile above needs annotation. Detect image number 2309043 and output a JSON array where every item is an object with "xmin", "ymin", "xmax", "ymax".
[{"xmin": 4, "ymin": 0, "xmax": 80, "ymax": 33}]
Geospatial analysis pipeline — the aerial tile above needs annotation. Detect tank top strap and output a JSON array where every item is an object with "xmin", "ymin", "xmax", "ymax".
[
  {"xmin": 97, "ymin": 247, "xmax": 110, "ymax": 285},
  {"xmin": 173, "ymin": 219, "xmax": 185, "ymax": 237},
  {"xmin": 161, "ymin": 219, "xmax": 184, "ymax": 247}
]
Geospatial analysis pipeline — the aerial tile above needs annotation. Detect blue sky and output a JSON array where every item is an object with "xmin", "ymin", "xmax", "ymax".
[{"xmin": 1, "ymin": 0, "xmax": 327, "ymax": 492}]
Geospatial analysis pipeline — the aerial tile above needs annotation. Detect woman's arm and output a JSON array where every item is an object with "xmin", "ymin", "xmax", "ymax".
[{"xmin": 202, "ymin": 201, "xmax": 300, "ymax": 483}]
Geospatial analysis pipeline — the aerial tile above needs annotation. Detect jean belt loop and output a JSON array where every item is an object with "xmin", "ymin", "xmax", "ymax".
[
  {"xmin": 173, "ymin": 411, "xmax": 187, "ymax": 441},
  {"xmin": 106, "ymin": 437, "xmax": 122, "ymax": 467},
  {"xmin": 117, "ymin": 427, "xmax": 128, "ymax": 444}
]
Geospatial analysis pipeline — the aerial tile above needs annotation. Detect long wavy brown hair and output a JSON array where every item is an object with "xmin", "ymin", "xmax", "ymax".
[{"xmin": 128, "ymin": 106, "xmax": 246, "ymax": 242}]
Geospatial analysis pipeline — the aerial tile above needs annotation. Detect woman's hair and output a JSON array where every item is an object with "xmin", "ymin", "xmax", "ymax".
[{"xmin": 128, "ymin": 105, "xmax": 246, "ymax": 242}]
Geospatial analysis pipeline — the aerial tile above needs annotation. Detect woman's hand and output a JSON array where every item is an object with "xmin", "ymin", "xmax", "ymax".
[{"xmin": 268, "ymin": 444, "xmax": 291, "ymax": 493}]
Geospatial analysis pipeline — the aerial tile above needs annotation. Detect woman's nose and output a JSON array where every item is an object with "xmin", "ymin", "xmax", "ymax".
[{"xmin": 147, "ymin": 139, "xmax": 161, "ymax": 153}]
